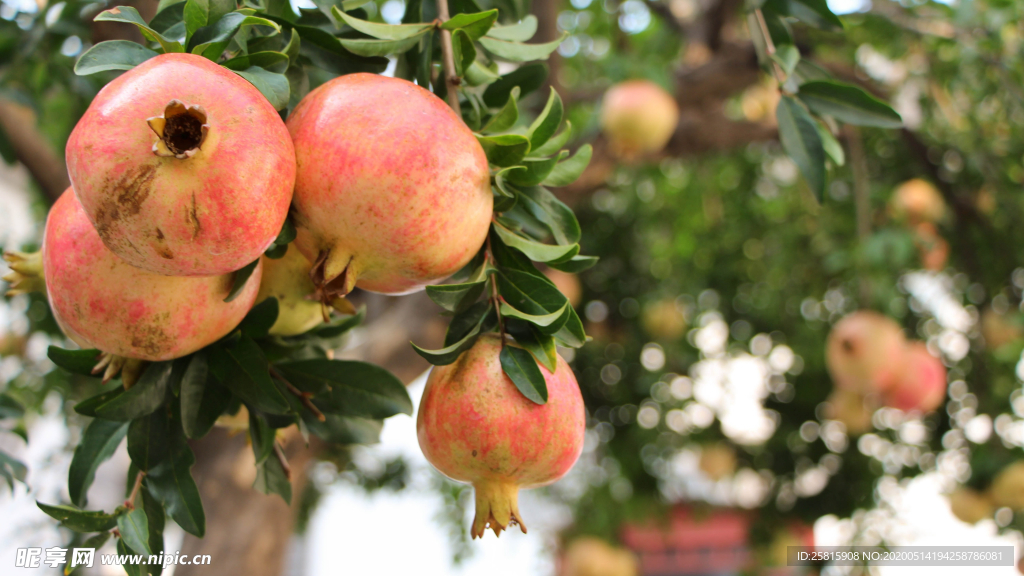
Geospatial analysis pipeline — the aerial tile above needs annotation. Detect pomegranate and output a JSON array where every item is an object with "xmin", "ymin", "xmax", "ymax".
[
  {"xmin": 913, "ymin": 222, "xmax": 949, "ymax": 271},
  {"xmin": 990, "ymin": 461, "xmax": 1024, "ymax": 510},
  {"xmin": 66, "ymin": 53, "xmax": 294, "ymax": 276},
  {"xmin": 600, "ymin": 80, "xmax": 679, "ymax": 159},
  {"xmin": 825, "ymin": 311, "xmax": 907, "ymax": 393},
  {"xmin": 698, "ymin": 443, "xmax": 737, "ymax": 480},
  {"xmin": 883, "ymin": 342, "xmax": 946, "ymax": 413},
  {"xmin": 561, "ymin": 537, "xmax": 638, "ymax": 576},
  {"xmin": 254, "ymin": 246, "xmax": 324, "ymax": 336},
  {"xmin": 417, "ymin": 334, "xmax": 585, "ymax": 538},
  {"xmin": 641, "ymin": 299, "xmax": 687, "ymax": 340},
  {"xmin": 889, "ymin": 178, "xmax": 946, "ymax": 224},
  {"xmin": 948, "ymin": 487, "xmax": 993, "ymax": 524},
  {"xmin": 824, "ymin": 388, "xmax": 874, "ymax": 435},
  {"xmin": 43, "ymin": 190, "xmax": 261, "ymax": 361},
  {"xmin": 286, "ymin": 74, "xmax": 492, "ymax": 301}
]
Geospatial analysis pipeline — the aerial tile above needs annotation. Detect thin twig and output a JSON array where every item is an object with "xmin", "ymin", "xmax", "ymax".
[
  {"xmin": 485, "ymin": 233, "xmax": 505, "ymax": 341},
  {"xmin": 753, "ymin": 9, "xmax": 787, "ymax": 86},
  {"xmin": 125, "ymin": 471, "xmax": 146, "ymax": 510},
  {"xmin": 435, "ymin": 0, "xmax": 462, "ymax": 117},
  {"xmin": 269, "ymin": 367, "xmax": 326, "ymax": 422},
  {"xmin": 845, "ymin": 125, "xmax": 872, "ymax": 305},
  {"xmin": 273, "ymin": 441, "xmax": 292, "ymax": 481}
]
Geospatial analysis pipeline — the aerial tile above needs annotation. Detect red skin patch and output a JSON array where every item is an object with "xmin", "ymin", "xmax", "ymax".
[
  {"xmin": 884, "ymin": 342, "xmax": 947, "ymax": 413},
  {"xmin": 66, "ymin": 53, "xmax": 294, "ymax": 277},
  {"xmin": 287, "ymin": 73, "xmax": 493, "ymax": 295},
  {"xmin": 43, "ymin": 191, "xmax": 261, "ymax": 360}
]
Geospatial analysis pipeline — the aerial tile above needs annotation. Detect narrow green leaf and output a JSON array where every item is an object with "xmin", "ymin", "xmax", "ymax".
[
  {"xmin": 183, "ymin": 0, "xmax": 209, "ymax": 41},
  {"xmin": 141, "ymin": 490, "xmax": 165, "ymax": 576},
  {"xmin": 74, "ymin": 41, "xmax": 159, "ymax": 75},
  {"xmin": 413, "ymin": 310, "xmax": 487, "ymax": 365},
  {"xmin": 515, "ymin": 186, "xmax": 581, "ymax": 245},
  {"xmin": 180, "ymin": 351, "xmax": 231, "ymax": 439},
  {"xmin": 224, "ymin": 259, "xmax": 260, "ymax": 302},
  {"xmin": 481, "ymin": 87, "xmax": 520, "ymax": 134},
  {"xmin": 531, "ymin": 121, "xmax": 572, "ymax": 157},
  {"xmin": 149, "ymin": 2, "xmax": 185, "ymax": 33},
  {"xmin": 118, "ymin": 507, "xmax": 151, "ymax": 556},
  {"xmin": 552, "ymin": 305, "xmax": 586, "ymax": 347},
  {"xmin": 94, "ymin": 362, "xmax": 174, "ymax": 421},
  {"xmin": 117, "ymin": 540, "xmax": 143, "ymax": 576},
  {"xmin": 127, "ymin": 409, "xmax": 169, "ymax": 471},
  {"xmin": 36, "ymin": 502, "xmax": 118, "ymax": 533},
  {"xmin": 189, "ymin": 12, "xmax": 280, "ymax": 59},
  {"xmin": 493, "ymin": 166, "xmax": 525, "ymax": 198},
  {"xmin": 816, "ymin": 121, "xmax": 845, "ymax": 166},
  {"xmin": 542, "ymin": 144, "xmax": 592, "ymax": 187},
  {"xmin": 68, "ymin": 420, "xmax": 128, "ymax": 506},
  {"xmin": 527, "ymin": 88, "xmax": 563, "ymax": 150},
  {"xmin": 338, "ymin": 33, "xmax": 427, "ymax": 57},
  {"xmin": 483, "ymin": 62, "xmax": 547, "ymax": 107},
  {"xmin": 94, "ymin": 6, "xmax": 184, "ymax": 53},
  {"xmin": 763, "ymin": 0, "xmax": 843, "ymax": 30},
  {"xmin": 493, "ymin": 222, "xmax": 578, "ymax": 263},
  {"xmin": 0, "ymin": 394, "xmax": 23, "ymax": 419},
  {"xmin": 48, "ymin": 347, "xmax": 100, "ymax": 376},
  {"xmin": 75, "ymin": 389, "xmax": 124, "ymax": 417},
  {"xmin": 221, "ymin": 51, "xmax": 291, "ymax": 73},
  {"xmin": 217, "ymin": 337, "xmax": 290, "ymax": 414},
  {"xmin": 505, "ymin": 319, "xmax": 557, "ymax": 372},
  {"xmin": 477, "ymin": 134, "xmax": 531, "ymax": 167},
  {"xmin": 478, "ymin": 33, "xmax": 565, "ymax": 62},
  {"xmin": 238, "ymin": 297, "xmax": 280, "ymax": 339},
  {"xmin": 776, "ymin": 95, "xmax": 826, "ymax": 201},
  {"xmin": 499, "ymin": 345, "xmax": 547, "ymax": 404},
  {"xmin": 508, "ymin": 152, "xmax": 567, "ymax": 187},
  {"xmin": 302, "ymin": 413, "xmax": 382, "ymax": 444},
  {"xmin": 426, "ymin": 281, "xmax": 486, "ymax": 312},
  {"xmin": 485, "ymin": 15, "xmax": 537, "ymax": 41},
  {"xmin": 0, "ymin": 451, "xmax": 27, "ymax": 491},
  {"xmin": 797, "ymin": 80, "xmax": 903, "ymax": 128},
  {"xmin": 451, "ymin": 28, "xmax": 476, "ymax": 77},
  {"xmin": 275, "ymin": 360, "xmax": 412, "ymax": 418},
  {"xmin": 442, "ymin": 9, "xmax": 498, "ymax": 39},
  {"xmin": 548, "ymin": 255, "xmax": 598, "ymax": 273},
  {"xmin": 772, "ymin": 44, "xmax": 800, "ymax": 76},
  {"xmin": 147, "ymin": 444, "xmax": 205, "ymax": 537},
  {"xmin": 444, "ymin": 300, "xmax": 494, "ymax": 346},
  {"xmin": 499, "ymin": 300, "xmax": 568, "ymax": 328},
  {"xmin": 248, "ymin": 410, "xmax": 275, "ymax": 465},
  {"xmin": 253, "ymin": 453, "xmax": 291, "ymax": 503},
  {"xmin": 332, "ymin": 7, "xmax": 432, "ymax": 39}
]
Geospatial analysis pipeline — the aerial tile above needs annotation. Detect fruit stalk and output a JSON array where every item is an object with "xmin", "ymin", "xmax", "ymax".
[{"xmin": 436, "ymin": 0, "xmax": 462, "ymax": 117}]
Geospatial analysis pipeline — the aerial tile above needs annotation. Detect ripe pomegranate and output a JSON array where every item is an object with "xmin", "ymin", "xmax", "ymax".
[
  {"xmin": 883, "ymin": 342, "xmax": 946, "ymax": 413},
  {"xmin": 417, "ymin": 334, "xmax": 585, "ymax": 538},
  {"xmin": 43, "ymin": 190, "xmax": 261, "ymax": 361},
  {"xmin": 254, "ymin": 246, "xmax": 324, "ymax": 336},
  {"xmin": 66, "ymin": 53, "xmax": 294, "ymax": 276},
  {"xmin": 600, "ymin": 80, "xmax": 679, "ymax": 159},
  {"xmin": 948, "ymin": 487, "xmax": 993, "ymax": 524},
  {"xmin": 990, "ymin": 461, "xmax": 1024, "ymax": 510},
  {"xmin": 889, "ymin": 178, "xmax": 946, "ymax": 224},
  {"xmin": 560, "ymin": 537, "xmax": 638, "ymax": 576},
  {"xmin": 825, "ymin": 311, "xmax": 907, "ymax": 393},
  {"xmin": 286, "ymin": 74, "xmax": 492, "ymax": 301},
  {"xmin": 641, "ymin": 299, "xmax": 687, "ymax": 340}
]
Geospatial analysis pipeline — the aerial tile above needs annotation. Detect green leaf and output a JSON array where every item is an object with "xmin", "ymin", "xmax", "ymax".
[
  {"xmin": 302, "ymin": 413, "xmax": 382, "ymax": 444},
  {"xmin": 222, "ymin": 51, "xmax": 291, "ymax": 73},
  {"xmin": 478, "ymin": 33, "xmax": 565, "ymax": 62},
  {"xmin": 772, "ymin": 44, "xmax": 800, "ymax": 76},
  {"xmin": 224, "ymin": 259, "xmax": 260, "ymax": 302},
  {"xmin": 505, "ymin": 319, "xmax": 557, "ymax": 372},
  {"xmin": 0, "ymin": 394, "xmax": 23, "ymax": 419},
  {"xmin": 149, "ymin": 2, "xmax": 185, "ymax": 33},
  {"xmin": 548, "ymin": 255, "xmax": 598, "ymax": 273},
  {"xmin": 207, "ymin": 0, "xmax": 235, "ymax": 24},
  {"xmin": 776, "ymin": 95, "xmax": 826, "ymax": 201},
  {"xmin": 500, "ymin": 300, "xmax": 569, "ymax": 328},
  {"xmin": 118, "ymin": 507, "xmax": 151, "ymax": 556},
  {"xmin": 74, "ymin": 41, "xmax": 159, "ymax": 75},
  {"xmin": 235, "ymin": 66, "xmax": 290, "ymax": 110},
  {"xmin": 481, "ymin": 87, "xmax": 520, "ymax": 134},
  {"xmin": 310, "ymin": 306, "xmax": 366, "ymax": 339},
  {"xmin": 75, "ymin": 389, "xmax": 125, "ymax": 417},
  {"xmin": 190, "ymin": 12, "xmax": 280, "ymax": 59},
  {"xmin": 516, "ymin": 186, "xmax": 581, "ymax": 245},
  {"xmin": 127, "ymin": 409, "xmax": 169, "ymax": 472},
  {"xmin": 466, "ymin": 60, "xmax": 501, "ymax": 86},
  {"xmin": 442, "ymin": 9, "xmax": 498, "ymax": 39},
  {"xmin": 483, "ymin": 62, "xmax": 547, "ymax": 107},
  {"xmin": 342, "ymin": 0, "xmax": 373, "ymax": 9},
  {"xmin": 485, "ymin": 15, "xmax": 537, "ymax": 41},
  {"xmin": 338, "ymin": 34, "xmax": 427, "ymax": 57},
  {"xmin": 816, "ymin": 121, "xmax": 845, "ymax": 166},
  {"xmin": 180, "ymin": 351, "xmax": 232, "ymax": 439},
  {"xmin": 275, "ymin": 360, "xmax": 412, "ymax": 418},
  {"xmin": 147, "ymin": 444, "xmax": 205, "ymax": 537},
  {"xmin": 763, "ymin": 0, "xmax": 843, "ymax": 30},
  {"xmin": 493, "ymin": 166, "xmax": 524, "ymax": 198},
  {"xmin": 527, "ymin": 88, "xmax": 563, "ymax": 150},
  {"xmin": 68, "ymin": 420, "xmax": 128, "ymax": 507},
  {"xmin": 0, "ymin": 450, "xmax": 27, "ymax": 491},
  {"xmin": 444, "ymin": 300, "xmax": 494, "ymax": 346},
  {"xmin": 117, "ymin": 539, "xmax": 143, "ymax": 576},
  {"xmin": 499, "ymin": 345, "xmax": 547, "ymax": 404},
  {"xmin": 48, "ymin": 347, "xmax": 100, "ymax": 377},
  {"xmin": 451, "ymin": 28, "xmax": 476, "ymax": 77},
  {"xmin": 248, "ymin": 411, "xmax": 275, "ymax": 465},
  {"xmin": 264, "ymin": 216, "xmax": 297, "ymax": 259},
  {"xmin": 253, "ymin": 453, "xmax": 291, "ymax": 503},
  {"xmin": 413, "ymin": 308, "xmax": 488, "ymax": 365},
  {"xmin": 183, "ymin": 0, "xmax": 209, "ymax": 41},
  {"xmin": 216, "ymin": 337, "xmax": 290, "ymax": 414},
  {"xmin": 797, "ymin": 80, "xmax": 903, "ymax": 128},
  {"xmin": 493, "ymin": 221, "xmax": 578, "ymax": 263},
  {"xmin": 94, "ymin": 362, "xmax": 174, "ymax": 421},
  {"xmin": 36, "ymin": 502, "xmax": 118, "ymax": 533},
  {"xmin": 542, "ymin": 144, "xmax": 592, "ymax": 187},
  {"xmin": 531, "ymin": 121, "xmax": 572, "ymax": 157},
  {"xmin": 238, "ymin": 297, "xmax": 280, "ymax": 339},
  {"xmin": 477, "ymin": 134, "xmax": 531, "ymax": 167},
  {"xmin": 552, "ymin": 306, "xmax": 586, "ymax": 347},
  {"xmin": 333, "ymin": 7, "xmax": 432, "ymax": 38},
  {"xmin": 507, "ymin": 152, "xmax": 567, "ymax": 187},
  {"xmin": 426, "ymin": 281, "xmax": 486, "ymax": 312},
  {"xmin": 141, "ymin": 490, "xmax": 165, "ymax": 576},
  {"xmin": 94, "ymin": 6, "xmax": 184, "ymax": 53}
]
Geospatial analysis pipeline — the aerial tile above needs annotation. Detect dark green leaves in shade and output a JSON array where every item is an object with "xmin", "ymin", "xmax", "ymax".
[
  {"xmin": 36, "ymin": 502, "xmax": 118, "ymax": 533},
  {"xmin": 74, "ymin": 41, "xmax": 159, "ymax": 75},
  {"xmin": 275, "ymin": 359, "xmax": 412, "ymax": 419},
  {"xmin": 426, "ymin": 280, "xmax": 486, "ymax": 312},
  {"xmin": 146, "ymin": 442, "xmax": 205, "ymax": 537},
  {"xmin": 68, "ymin": 419, "xmax": 128, "ymax": 506},
  {"xmin": 797, "ymin": 80, "xmax": 903, "ymax": 128},
  {"xmin": 762, "ymin": 0, "xmax": 843, "ymax": 31},
  {"xmin": 225, "ymin": 259, "xmax": 260, "ymax": 303},
  {"xmin": 253, "ymin": 451, "xmax": 291, "ymax": 503},
  {"xmin": 93, "ymin": 362, "xmax": 174, "ymax": 421},
  {"xmin": 478, "ymin": 33, "xmax": 565, "ymax": 62},
  {"xmin": 776, "ymin": 95, "xmax": 825, "ymax": 201},
  {"xmin": 94, "ymin": 6, "xmax": 184, "ymax": 53},
  {"xmin": 117, "ymin": 507, "xmax": 152, "ymax": 556},
  {"xmin": 48, "ymin": 346, "xmax": 100, "ymax": 376},
  {"xmin": 0, "ymin": 450, "xmax": 27, "ymax": 491},
  {"xmin": 499, "ymin": 345, "xmax": 547, "ymax": 404}
]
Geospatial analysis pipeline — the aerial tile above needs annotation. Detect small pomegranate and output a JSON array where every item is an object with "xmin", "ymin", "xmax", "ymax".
[
  {"xmin": 641, "ymin": 299, "xmax": 687, "ymax": 340},
  {"xmin": 254, "ymin": 246, "xmax": 324, "ymax": 337},
  {"xmin": 883, "ymin": 342, "xmax": 946, "ymax": 413},
  {"xmin": 698, "ymin": 442, "xmax": 737, "ymax": 481},
  {"xmin": 600, "ymin": 80, "xmax": 679, "ymax": 159},
  {"xmin": 990, "ymin": 461, "xmax": 1024, "ymax": 510},
  {"xmin": 417, "ymin": 334, "xmax": 585, "ymax": 538},
  {"xmin": 824, "ymin": 388, "xmax": 874, "ymax": 435},
  {"xmin": 889, "ymin": 178, "xmax": 946, "ymax": 224},
  {"xmin": 286, "ymin": 74, "xmax": 492, "ymax": 301},
  {"xmin": 66, "ymin": 53, "xmax": 295, "ymax": 276},
  {"xmin": 948, "ymin": 487, "xmax": 993, "ymax": 524},
  {"xmin": 825, "ymin": 311, "xmax": 907, "ymax": 393},
  {"xmin": 43, "ymin": 190, "xmax": 261, "ymax": 361}
]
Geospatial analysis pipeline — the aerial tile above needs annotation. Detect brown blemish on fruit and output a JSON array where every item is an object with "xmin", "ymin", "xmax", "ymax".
[
  {"xmin": 94, "ymin": 164, "xmax": 157, "ymax": 243},
  {"xmin": 155, "ymin": 227, "xmax": 165, "ymax": 240},
  {"xmin": 187, "ymin": 193, "xmax": 201, "ymax": 239},
  {"xmin": 130, "ymin": 317, "xmax": 174, "ymax": 358},
  {"xmin": 156, "ymin": 246, "xmax": 174, "ymax": 259}
]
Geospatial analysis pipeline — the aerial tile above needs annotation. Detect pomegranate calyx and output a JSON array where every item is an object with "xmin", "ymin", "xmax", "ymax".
[
  {"xmin": 471, "ymin": 481, "xmax": 526, "ymax": 539},
  {"xmin": 91, "ymin": 353, "xmax": 148, "ymax": 388},
  {"xmin": 147, "ymin": 99, "xmax": 209, "ymax": 159},
  {"xmin": 2, "ymin": 250, "xmax": 45, "ymax": 296},
  {"xmin": 310, "ymin": 250, "xmax": 358, "ymax": 315}
]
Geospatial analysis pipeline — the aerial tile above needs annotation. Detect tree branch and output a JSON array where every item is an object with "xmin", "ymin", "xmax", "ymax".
[
  {"xmin": 435, "ymin": 0, "xmax": 462, "ymax": 118},
  {"xmin": 0, "ymin": 100, "xmax": 69, "ymax": 203}
]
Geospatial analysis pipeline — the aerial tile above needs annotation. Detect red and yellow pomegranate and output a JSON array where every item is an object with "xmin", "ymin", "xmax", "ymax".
[
  {"xmin": 948, "ymin": 487, "xmax": 994, "ymax": 524},
  {"xmin": 254, "ymin": 246, "xmax": 324, "ymax": 337},
  {"xmin": 889, "ymin": 178, "xmax": 946, "ymax": 224},
  {"xmin": 600, "ymin": 80, "xmax": 679, "ymax": 159},
  {"xmin": 286, "ymin": 74, "xmax": 492, "ymax": 301},
  {"xmin": 883, "ymin": 342, "xmax": 946, "ymax": 413},
  {"xmin": 825, "ymin": 311, "xmax": 907, "ymax": 393},
  {"xmin": 824, "ymin": 388, "xmax": 874, "ymax": 435},
  {"xmin": 417, "ymin": 334, "xmax": 585, "ymax": 538},
  {"xmin": 42, "ymin": 190, "xmax": 261, "ymax": 360},
  {"xmin": 66, "ymin": 53, "xmax": 294, "ymax": 276}
]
